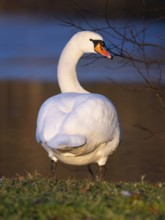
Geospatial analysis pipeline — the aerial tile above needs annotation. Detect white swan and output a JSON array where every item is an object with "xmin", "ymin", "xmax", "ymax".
[{"xmin": 36, "ymin": 31, "xmax": 120, "ymax": 180}]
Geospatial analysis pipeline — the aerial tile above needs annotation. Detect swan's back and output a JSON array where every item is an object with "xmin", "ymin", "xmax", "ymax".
[{"xmin": 36, "ymin": 93, "xmax": 119, "ymax": 151}]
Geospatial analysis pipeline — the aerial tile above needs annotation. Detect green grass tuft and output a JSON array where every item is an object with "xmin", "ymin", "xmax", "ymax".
[{"xmin": 0, "ymin": 172, "xmax": 165, "ymax": 220}]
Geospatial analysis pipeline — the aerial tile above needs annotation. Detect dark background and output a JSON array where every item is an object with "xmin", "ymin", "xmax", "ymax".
[{"xmin": 0, "ymin": 0, "xmax": 164, "ymax": 17}]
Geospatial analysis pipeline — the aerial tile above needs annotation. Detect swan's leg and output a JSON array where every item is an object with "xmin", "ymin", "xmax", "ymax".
[
  {"xmin": 97, "ymin": 165, "xmax": 106, "ymax": 181},
  {"xmin": 87, "ymin": 164, "xmax": 95, "ymax": 179},
  {"xmin": 51, "ymin": 160, "xmax": 57, "ymax": 179}
]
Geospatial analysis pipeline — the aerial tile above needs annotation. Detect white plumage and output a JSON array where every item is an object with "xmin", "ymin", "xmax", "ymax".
[{"xmin": 36, "ymin": 31, "xmax": 120, "ymax": 179}]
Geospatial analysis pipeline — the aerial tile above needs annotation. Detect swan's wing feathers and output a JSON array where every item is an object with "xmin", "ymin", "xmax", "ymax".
[
  {"xmin": 36, "ymin": 94, "xmax": 75, "ymax": 143},
  {"xmin": 47, "ymin": 134, "xmax": 87, "ymax": 149}
]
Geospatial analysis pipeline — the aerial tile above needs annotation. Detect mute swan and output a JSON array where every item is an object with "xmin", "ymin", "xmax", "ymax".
[{"xmin": 36, "ymin": 31, "xmax": 120, "ymax": 180}]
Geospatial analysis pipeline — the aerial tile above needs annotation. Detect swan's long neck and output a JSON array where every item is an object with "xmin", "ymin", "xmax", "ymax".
[{"xmin": 57, "ymin": 39, "xmax": 88, "ymax": 93}]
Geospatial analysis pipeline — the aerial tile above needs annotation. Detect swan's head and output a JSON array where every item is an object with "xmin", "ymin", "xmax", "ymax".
[{"xmin": 72, "ymin": 31, "xmax": 112, "ymax": 59}]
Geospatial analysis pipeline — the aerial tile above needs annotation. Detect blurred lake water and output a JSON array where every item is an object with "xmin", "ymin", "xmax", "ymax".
[
  {"xmin": 0, "ymin": 14, "xmax": 165, "ymax": 182},
  {"xmin": 0, "ymin": 13, "xmax": 164, "ymax": 82}
]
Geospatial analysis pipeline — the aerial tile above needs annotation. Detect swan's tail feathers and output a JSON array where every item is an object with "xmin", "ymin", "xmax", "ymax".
[{"xmin": 47, "ymin": 134, "xmax": 87, "ymax": 150}]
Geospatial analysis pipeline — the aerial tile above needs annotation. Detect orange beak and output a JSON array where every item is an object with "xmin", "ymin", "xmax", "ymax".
[{"xmin": 94, "ymin": 42, "xmax": 112, "ymax": 59}]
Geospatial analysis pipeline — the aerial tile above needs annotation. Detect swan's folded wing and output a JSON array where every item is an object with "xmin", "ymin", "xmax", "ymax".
[{"xmin": 47, "ymin": 134, "xmax": 87, "ymax": 149}]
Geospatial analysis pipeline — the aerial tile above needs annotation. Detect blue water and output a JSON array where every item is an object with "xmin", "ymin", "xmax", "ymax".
[{"xmin": 0, "ymin": 13, "xmax": 164, "ymax": 83}]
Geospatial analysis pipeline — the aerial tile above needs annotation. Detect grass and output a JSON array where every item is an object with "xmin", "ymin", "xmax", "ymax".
[{"xmin": 0, "ymin": 172, "xmax": 165, "ymax": 220}]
